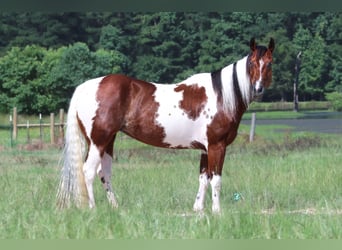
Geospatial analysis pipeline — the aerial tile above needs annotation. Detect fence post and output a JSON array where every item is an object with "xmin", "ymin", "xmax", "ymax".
[
  {"xmin": 39, "ymin": 113, "xmax": 43, "ymax": 142},
  {"xmin": 50, "ymin": 113, "xmax": 55, "ymax": 144},
  {"xmin": 12, "ymin": 107, "xmax": 17, "ymax": 140},
  {"xmin": 9, "ymin": 114, "xmax": 13, "ymax": 147},
  {"xmin": 26, "ymin": 120, "xmax": 30, "ymax": 144},
  {"xmin": 59, "ymin": 109, "xmax": 64, "ymax": 144},
  {"xmin": 249, "ymin": 112, "xmax": 256, "ymax": 142}
]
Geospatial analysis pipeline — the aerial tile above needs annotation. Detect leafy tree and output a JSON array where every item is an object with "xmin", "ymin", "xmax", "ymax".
[
  {"xmin": 325, "ymin": 92, "xmax": 342, "ymax": 111},
  {"xmin": 93, "ymin": 48, "xmax": 129, "ymax": 76},
  {"xmin": 299, "ymin": 33, "xmax": 327, "ymax": 100},
  {"xmin": 49, "ymin": 42, "xmax": 93, "ymax": 98},
  {"xmin": 98, "ymin": 24, "xmax": 123, "ymax": 51},
  {"xmin": 48, "ymin": 42, "xmax": 129, "ymax": 110},
  {"xmin": 325, "ymin": 43, "xmax": 342, "ymax": 93},
  {"xmin": 323, "ymin": 13, "xmax": 342, "ymax": 93},
  {"xmin": 0, "ymin": 45, "xmax": 48, "ymax": 113},
  {"xmin": 0, "ymin": 12, "xmax": 341, "ymax": 113},
  {"xmin": 264, "ymin": 28, "xmax": 294, "ymax": 101}
]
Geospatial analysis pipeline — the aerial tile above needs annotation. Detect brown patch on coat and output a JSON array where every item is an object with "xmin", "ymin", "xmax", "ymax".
[
  {"xmin": 121, "ymin": 77, "xmax": 170, "ymax": 148},
  {"xmin": 90, "ymin": 74, "xmax": 170, "ymax": 153},
  {"xmin": 174, "ymin": 84, "xmax": 208, "ymax": 120},
  {"xmin": 190, "ymin": 140, "xmax": 207, "ymax": 151},
  {"xmin": 260, "ymin": 50, "xmax": 273, "ymax": 88},
  {"xmin": 90, "ymin": 75, "xmax": 131, "ymax": 155}
]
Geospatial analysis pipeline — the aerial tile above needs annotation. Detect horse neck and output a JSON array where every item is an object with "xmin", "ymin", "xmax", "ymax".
[{"xmin": 220, "ymin": 56, "xmax": 252, "ymax": 117}]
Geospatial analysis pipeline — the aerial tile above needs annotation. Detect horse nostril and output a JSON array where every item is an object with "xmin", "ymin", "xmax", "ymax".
[
  {"xmin": 254, "ymin": 86, "xmax": 264, "ymax": 95},
  {"xmin": 257, "ymin": 87, "xmax": 264, "ymax": 94}
]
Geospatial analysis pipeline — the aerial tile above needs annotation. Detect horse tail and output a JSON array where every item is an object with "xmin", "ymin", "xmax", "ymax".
[{"xmin": 57, "ymin": 88, "xmax": 88, "ymax": 209}]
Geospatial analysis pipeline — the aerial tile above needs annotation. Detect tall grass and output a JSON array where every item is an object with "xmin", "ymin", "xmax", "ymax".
[{"xmin": 0, "ymin": 129, "xmax": 341, "ymax": 238}]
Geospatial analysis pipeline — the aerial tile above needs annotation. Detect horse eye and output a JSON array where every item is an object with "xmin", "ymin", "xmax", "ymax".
[{"xmin": 267, "ymin": 62, "xmax": 272, "ymax": 68}]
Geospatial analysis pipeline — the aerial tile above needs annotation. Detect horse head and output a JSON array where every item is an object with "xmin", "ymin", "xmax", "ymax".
[{"xmin": 247, "ymin": 38, "xmax": 275, "ymax": 98}]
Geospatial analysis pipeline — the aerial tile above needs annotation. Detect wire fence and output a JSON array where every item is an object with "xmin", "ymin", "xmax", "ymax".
[{"xmin": 2, "ymin": 107, "xmax": 65, "ymax": 148}]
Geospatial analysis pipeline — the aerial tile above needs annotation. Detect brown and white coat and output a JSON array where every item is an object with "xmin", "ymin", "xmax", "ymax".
[{"xmin": 57, "ymin": 38, "xmax": 275, "ymax": 213}]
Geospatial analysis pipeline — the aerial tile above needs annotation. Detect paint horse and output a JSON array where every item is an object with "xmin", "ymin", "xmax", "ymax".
[{"xmin": 57, "ymin": 38, "xmax": 275, "ymax": 213}]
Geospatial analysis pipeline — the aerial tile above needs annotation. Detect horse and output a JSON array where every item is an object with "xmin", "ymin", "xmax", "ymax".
[{"xmin": 57, "ymin": 38, "xmax": 275, "ymax": 213}]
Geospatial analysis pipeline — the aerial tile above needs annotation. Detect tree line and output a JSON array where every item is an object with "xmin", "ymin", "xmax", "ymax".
[{"xmin": 0, "ymin": 12, "xmax": 341, "ymax": 114}]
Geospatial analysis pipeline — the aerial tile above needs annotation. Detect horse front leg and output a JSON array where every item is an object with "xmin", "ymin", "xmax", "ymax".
[
  {"xmin": 193, "ymin": 153, "xmax": 209, "ymax": 212},
  {"xmin": 207, "ymin": 143, "xmax": 226, "ymax": 214}
]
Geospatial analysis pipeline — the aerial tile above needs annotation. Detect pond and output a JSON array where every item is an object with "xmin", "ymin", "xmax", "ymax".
[{"xmin": 241, "ymin": 112, "xmax": 342, "ymax": 134}]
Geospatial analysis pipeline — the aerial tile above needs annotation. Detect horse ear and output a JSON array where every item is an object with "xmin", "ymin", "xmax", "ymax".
[
  {"xmin": 268, "ymin": 38, "xmax": 275, "ymax": 52},
  {"xmin": 250, "ymin": 38, "xmax": 256, "ymax": 51}
]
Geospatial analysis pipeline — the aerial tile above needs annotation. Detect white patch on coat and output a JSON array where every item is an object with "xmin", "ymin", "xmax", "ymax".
[
  {"xmin": 236, "ymin": 56, "xmax": 253, "ymax": 106},
  {"xmin": 193, "ymin": 172, "xmax": 209, "ymax": 212},
  {"xmin": 73, "ymin": 77, "xmax": 104, "ymax": 140},
  {"xmin": 82, "ymin": 143, "xmax": 102, "ymax": 208},
  {"xmin": 153, "ymin": 74, "xmax": 218, "ymax": 150},
  {"xmin": 254, "ymin": 59, "xmax": 265, "ymax": 92},
  {"xmin": 210, "ymin": 174, "xmax": 222, "ymax": 213}
]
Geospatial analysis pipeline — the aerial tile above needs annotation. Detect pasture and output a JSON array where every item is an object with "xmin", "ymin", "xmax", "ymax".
[{"xmin": 0, "ymin": 122, "xmax": 341, "ymax": 239}]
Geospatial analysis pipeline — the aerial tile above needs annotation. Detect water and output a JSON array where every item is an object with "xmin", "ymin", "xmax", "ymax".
[
  {"xmin": 299, "ymin": 111, "xmax": 342, "ymax": 120},
  {"xmin": 242, "ymin": 112, "xmax": 342, "ymax": 134}
]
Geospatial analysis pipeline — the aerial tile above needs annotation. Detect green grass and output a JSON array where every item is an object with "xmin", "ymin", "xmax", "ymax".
[{"xmin": 0, "ymin": 127, "xmax": 341, "ymax": 238}]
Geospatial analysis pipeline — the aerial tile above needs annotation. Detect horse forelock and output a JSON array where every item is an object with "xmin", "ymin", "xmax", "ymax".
[{"xmin": 253, "ymin": 45, "xmax": 268, "ymax": 59}]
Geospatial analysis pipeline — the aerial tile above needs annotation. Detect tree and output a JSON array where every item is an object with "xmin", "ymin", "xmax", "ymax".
[
  {"xmin": 300, "ymin": 34, "xmax": 327, "ymax": 100},
  {"xmin": 93, "ymin": 48, "xmax": 128, "ymax": 76},
  {"xmin": 323, "ymin": 13, "xmax": 342, "ymax": 93},
  {"xmin": 98, "ymin": 24, "xmax": 123, "ymax": 51},
  {"xmin": 0, "ymin": 45, "xmax": 48, "ymax": 113},
  {"xmin": 264, "ymin": 28, "xmax": 294, "ymax": 101},
  {"xmin": 325, "ymin": 43, "xmax": 342, "ymax": 93},
  {"xmin": 48, "ymin": 42, "xmax": 129, "ymax": 110},
  {"xmin": 0, "ymin": 12, "xmax": 341, "ymax": 109}
]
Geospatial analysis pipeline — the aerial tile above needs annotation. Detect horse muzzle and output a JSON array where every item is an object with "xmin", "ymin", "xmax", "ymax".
[{"xmin": 253, "ymin": 81, "xmax": 264, "ymax": 98}]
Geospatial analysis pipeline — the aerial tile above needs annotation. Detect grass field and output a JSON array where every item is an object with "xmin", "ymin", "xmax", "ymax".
[{"xmin": 0, "ymin": 118, "xmax": 341, "ymax": 238}]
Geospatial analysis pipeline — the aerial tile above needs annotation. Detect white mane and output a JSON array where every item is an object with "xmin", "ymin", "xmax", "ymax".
[{"xmin": 220, "ymin": 56, "xmax": 252, "ymax": 114}]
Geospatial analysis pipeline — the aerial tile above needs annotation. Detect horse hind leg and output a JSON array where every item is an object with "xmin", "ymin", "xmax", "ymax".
[
  {"xmin": 193, "ymin": 152, "xmax": 209, "ymax": 212},
  {"xmin": 97, "ymin": 137, "xmax": 118, "ymax": 208},
  {"xmin": 83, "ymin": 144, "xmax": 102, "ymax": 208}
]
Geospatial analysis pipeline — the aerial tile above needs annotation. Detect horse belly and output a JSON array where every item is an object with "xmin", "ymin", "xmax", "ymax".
[
  {"xmin": 162, "ymin": 118, "xmax": 208, "ymax": 148},
  {"xmin": 154, "ymin": 104, "xmax": 215, "ymax": 150}
]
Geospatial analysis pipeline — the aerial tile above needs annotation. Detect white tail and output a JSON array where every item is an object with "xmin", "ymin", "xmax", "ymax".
[{"xmin": 56, "ymin": 93, "xmax": 88, "ymax": 208}]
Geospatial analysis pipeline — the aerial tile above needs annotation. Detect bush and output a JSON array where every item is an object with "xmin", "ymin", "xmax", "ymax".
[{"xmin": 325, "ymin": 92, "xmax": 342, "ymax": 111}]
